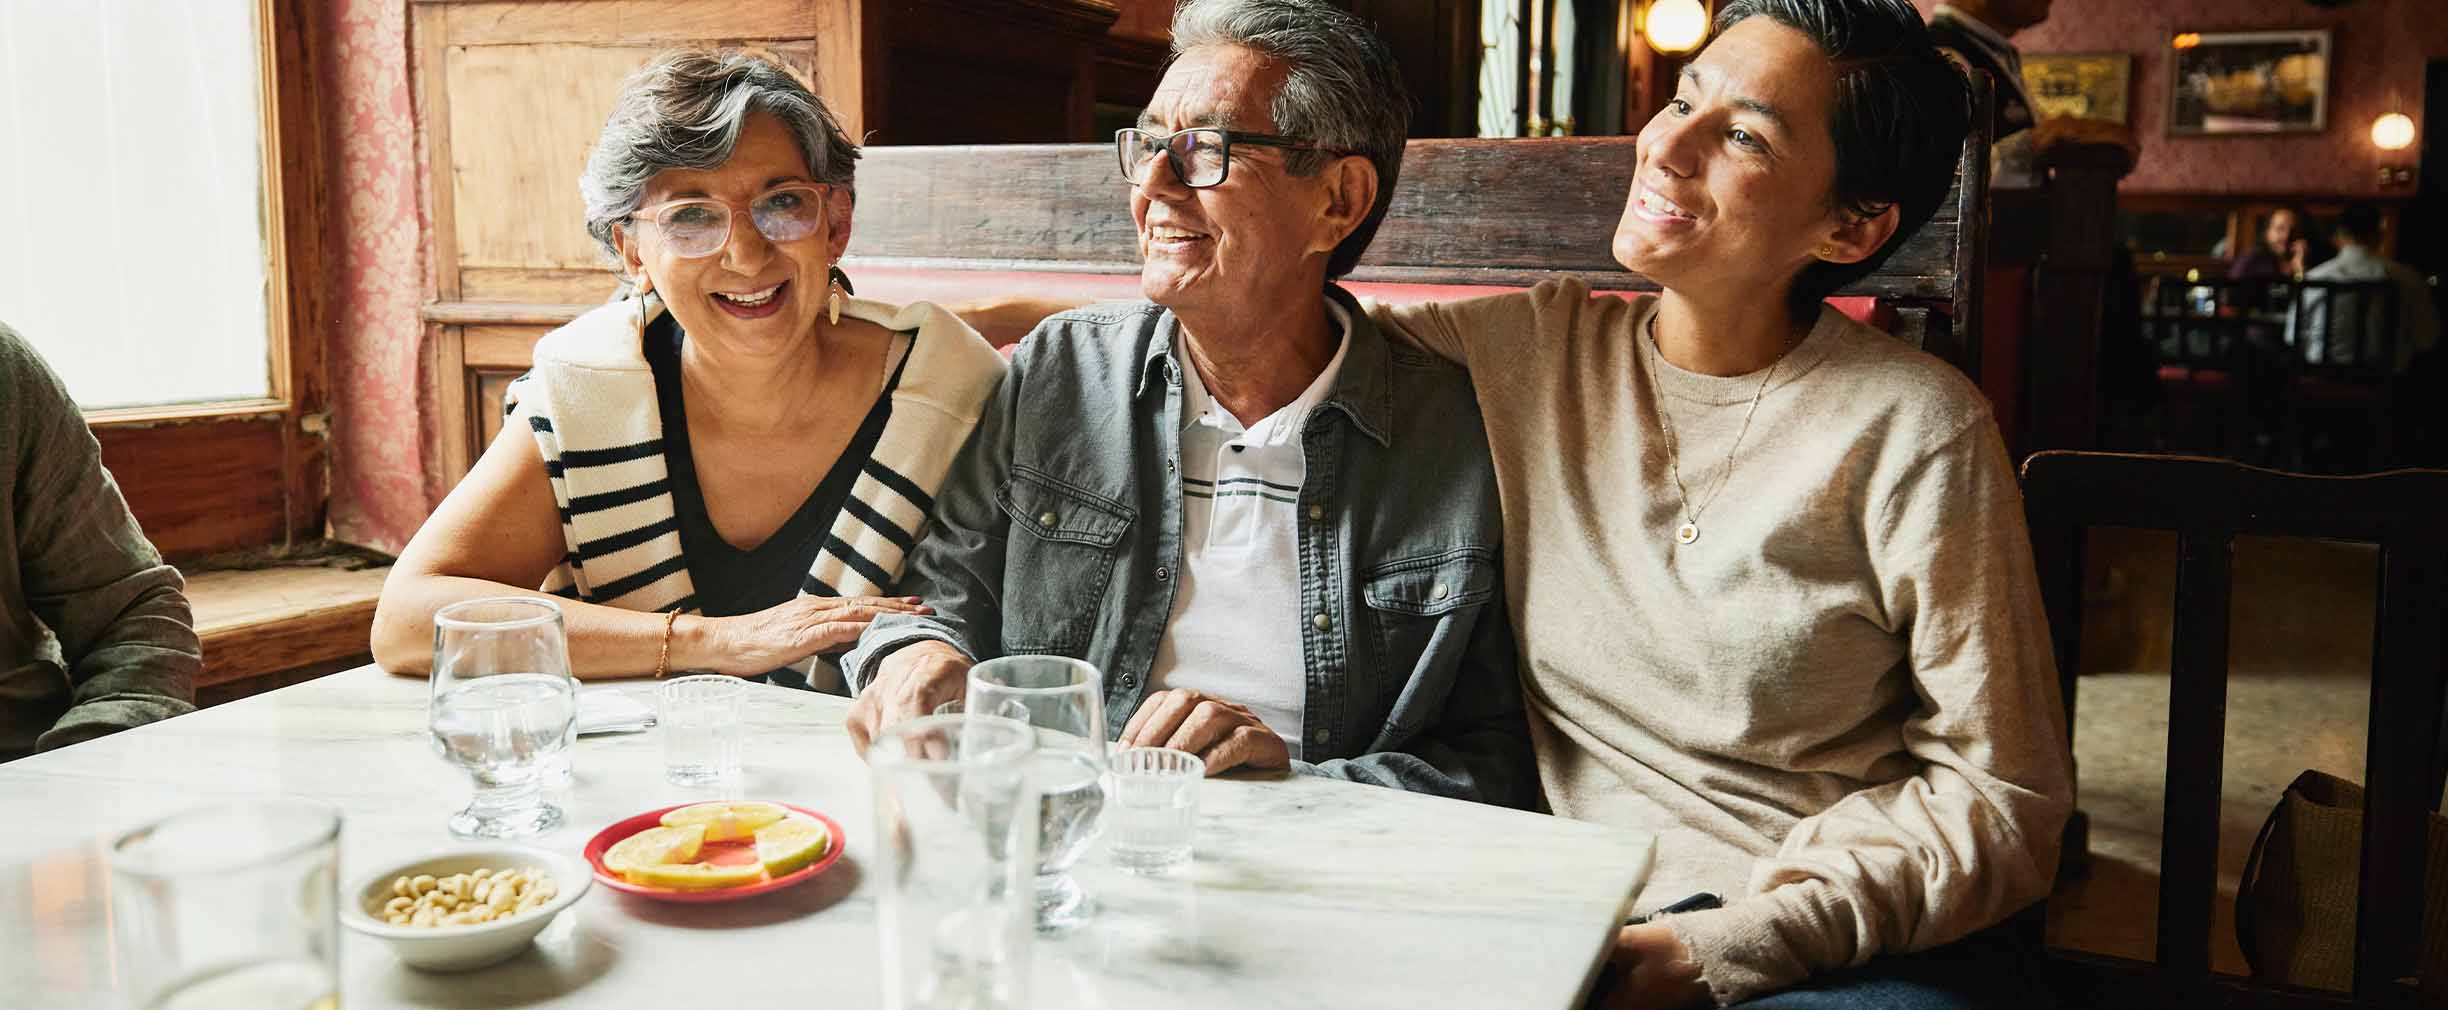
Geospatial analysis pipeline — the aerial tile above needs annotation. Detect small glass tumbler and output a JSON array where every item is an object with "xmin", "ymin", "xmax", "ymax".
[
  {"xmin": 660, "ymin": 674, "xmax": 745, "ymax": 786},
  {"xmin": 109, "ymin": 802, "xmax": 341, "ymax": 1010},
  {"xmin": 872, "ymin": 713, "xmax": 1039, "ymax": 1010},
  {"xmin": 1107, "ymin": 747, "xmax": 1201, "ymax": 875}
]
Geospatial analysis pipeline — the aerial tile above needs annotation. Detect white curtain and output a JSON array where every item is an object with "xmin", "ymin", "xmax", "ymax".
[
  {"xmin": 1478, "ymin": 0, "xmax": 1523, "ymax": 137},
  {"xmin": 0, "ymin": 0, "xmax": 271, "ymax": 409}
]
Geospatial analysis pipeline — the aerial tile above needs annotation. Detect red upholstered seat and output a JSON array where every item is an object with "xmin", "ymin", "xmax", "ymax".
[{"xmin": 2156, "ymin": 365, "xmax": 2237, "ymax": 393}]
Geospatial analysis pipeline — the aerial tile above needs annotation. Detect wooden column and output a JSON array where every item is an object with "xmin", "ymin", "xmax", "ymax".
[{"xmin": 2020, "ymin": 129, "xmax": 2138, "ymax": 454}]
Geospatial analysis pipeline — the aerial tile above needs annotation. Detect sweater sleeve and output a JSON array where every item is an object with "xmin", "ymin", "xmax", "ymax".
[
  {"xmin": 1663, "ymin": 418, "xmax": 2073, "ymax": 1004},
  {"xmin": 4, "ymin": 327, "xmax": 200, "ymax": 751}
]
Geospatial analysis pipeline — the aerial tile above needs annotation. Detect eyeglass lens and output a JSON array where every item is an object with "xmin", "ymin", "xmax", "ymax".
[
  {"xmin": 1117, "ymin": 129, "xmax": 1229, "ymax": 188},
  {"xmin": 654, "ymin": 187, "xmax": 826, "ymax": 258}
]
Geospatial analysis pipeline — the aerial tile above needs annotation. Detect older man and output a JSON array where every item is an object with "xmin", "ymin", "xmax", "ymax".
[
  {"xmin": 843, "ymin": 0, "xmax": 1534, "ymax": 805},
  {"xmin": 1, "ymin": 322, "xmax": 199, "ymax": 761}
]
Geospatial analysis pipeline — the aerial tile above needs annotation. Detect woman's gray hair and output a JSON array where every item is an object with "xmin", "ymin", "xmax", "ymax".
[
  {"xmin": 581, "ymin": 49, "xmax": 859, "ymax": 262},
  {"xmin": 1171, "ymin": 0, "xmax": 1411, "ymax": 280}
]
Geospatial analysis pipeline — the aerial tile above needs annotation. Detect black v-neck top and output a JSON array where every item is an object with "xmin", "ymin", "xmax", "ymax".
[{"xmin": 644, "ymin": 314, "xmax": 909, "ymax": 624}]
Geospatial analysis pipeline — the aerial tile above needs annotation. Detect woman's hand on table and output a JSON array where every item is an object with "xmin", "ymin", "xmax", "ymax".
[
  {"xmin": 679, "ymin": 595, "xmax": 931, "ymax": 677},
  {"xmin": 1599, "ymin": 924, "xmax": 1710, "ymax": 1010},
  {"xmin": 1119, "ymin": 689, "xmax": 1290, "ymax": 775},
  {"xmin": 846, "ymin": 639, "xmax": 975, "ymax": 756}
]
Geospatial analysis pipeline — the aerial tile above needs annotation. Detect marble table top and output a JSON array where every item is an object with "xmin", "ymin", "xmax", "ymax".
[{"xmin": 0, "ymin": 665, "xmax": 1653, "ymax": 1009}]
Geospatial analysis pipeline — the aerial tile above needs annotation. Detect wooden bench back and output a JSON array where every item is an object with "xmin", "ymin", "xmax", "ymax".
[{"xmin": 843, "ymin": 76, "xmax": 1991, "ymax": 368}]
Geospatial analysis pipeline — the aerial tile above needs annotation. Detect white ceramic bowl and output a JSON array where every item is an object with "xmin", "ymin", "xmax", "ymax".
[{"xmin": 340, "ymin": 845, "xmax": 591, "ymax": 972}]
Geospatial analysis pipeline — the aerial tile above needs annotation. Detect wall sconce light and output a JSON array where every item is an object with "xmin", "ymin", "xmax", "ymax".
[
  {"xmin": 1644, "ymin": 0, "xmax": 1709, "ymax": 55},
  {"xmin": 2371, "ymin": 112, "xmax": 2416, "ymax": 152}
]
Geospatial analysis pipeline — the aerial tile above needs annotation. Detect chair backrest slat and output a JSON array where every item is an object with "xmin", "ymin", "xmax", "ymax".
[
  {"xmin": 2358, "ymin": 545, "xmax": 2448, "ymax": 995},
  {"xmin": 2159, "ymin": 528, "xmax": 2236, "ymax": 982}
]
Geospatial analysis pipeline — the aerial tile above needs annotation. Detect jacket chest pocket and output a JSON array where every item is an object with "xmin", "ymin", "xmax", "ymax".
[
  {"xmin": 996, "ymin": 467, "xmax": 1133, "ymax": 654},
  {"xmin": 1361, "ymin": 547, "xmax": 1499, "ymax": 687}
]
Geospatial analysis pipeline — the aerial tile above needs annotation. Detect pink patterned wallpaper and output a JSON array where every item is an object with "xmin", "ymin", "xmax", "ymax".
[
  {"xmin": 1915, "ymin": 0, "xmax": 2444, "ymax": 195},
  {"xmin": 322, "ymin": 0, "xmax": 428, "ymax": 554}
]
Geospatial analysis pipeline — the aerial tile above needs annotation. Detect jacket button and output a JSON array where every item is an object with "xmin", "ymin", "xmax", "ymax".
[
  {"xmin": 1312, "ymin": 612, "xmax": 1332, "ymax": 632},
  {"xmin": 1038, "ymin": 512, "xmax": 1058, "ymax": 527},
  {"xmin": 1306, "ymin": 504, "xmax": 1324, "ymax": 521},
  {"xmin": 1310, "ymin": 728, "xmax": 1329, "ymax": 745},
  {"xmin": 1156, "ymin": 566, "xmax": 1171, "ymax": 582},
  {"xmin": 1430, "ymin": 582, "xmax": 1450, "ymax": 601}
]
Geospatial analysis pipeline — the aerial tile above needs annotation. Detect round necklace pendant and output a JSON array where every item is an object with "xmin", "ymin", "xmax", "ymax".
[{"xmin": 1675, "ymin": 522, "xmax": 1699, "ymax": 545}]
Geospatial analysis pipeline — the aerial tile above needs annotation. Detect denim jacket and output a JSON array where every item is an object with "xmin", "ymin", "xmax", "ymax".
[{"xmin": 846, "ymin": 286, "xmax": 1536, "ymax": 807}]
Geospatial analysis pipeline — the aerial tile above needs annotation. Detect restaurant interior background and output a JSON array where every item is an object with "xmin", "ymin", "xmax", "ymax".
[{"xmin": 4, "ymin": 0, "xmax": 2445, "ymax": 995}]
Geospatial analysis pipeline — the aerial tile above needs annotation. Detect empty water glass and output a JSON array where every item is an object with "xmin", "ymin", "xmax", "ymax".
[
  {"xmin": 110, "ymin": 802, "xmax": 341, "ymax": 1010},
  {"xmin": 661, "ymin": 674, "xmax": 745, "ymax": 786},
  {"xmin": 871, "ymin": 713, "xmax": 1038, "ymax": 1010},
  {"xmin": 1108, "ymin": 747, "xmax": 1200, "ymax": 875}
]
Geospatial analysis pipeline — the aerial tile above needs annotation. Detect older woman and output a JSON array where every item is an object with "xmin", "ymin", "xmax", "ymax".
[
  {"xmin": 1365, "ymin": 1, "xmax": 2068, "ymax": 1006},
  {"xmin": 371, "ymin": 50, "xmax": 1005, "ymax": 692}
]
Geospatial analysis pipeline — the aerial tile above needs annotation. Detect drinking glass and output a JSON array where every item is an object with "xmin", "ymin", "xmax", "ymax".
[
  {"xmin": 1107, "ymin": 747, "xmax": 1201, "ymax": 875},
  {"xmin": 967, "ymin": 655, "xmax": 1107, "ymax": 933},
  {"xmin": 110, "ymin": 802, "xmax": 340, "ymax": 1010},
  {"xmin": 871, "ymin": 713, "xmax": 1038, "ymax": 1010},
  {"xmin": 429, "ymin": 597, "xmax": 576, "ymax": 838},
  {"xmin": 660, "ymin": 674, "xmax": 745, "ymax": 786}
]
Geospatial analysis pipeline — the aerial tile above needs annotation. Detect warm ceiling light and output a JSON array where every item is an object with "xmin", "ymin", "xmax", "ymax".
[
  {"xmin": 1646, "ymin": 0, "xmax": 1709, "ymax": 54},
  {"xmin": 2172, "ymin": 32, "xmax": 2201, "ymax": 49},
  {"xmin": 2372, "ymin": 112, "xmax": 2416, "ymax": 151}
]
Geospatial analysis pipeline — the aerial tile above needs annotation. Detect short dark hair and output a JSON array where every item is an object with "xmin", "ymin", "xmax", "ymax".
[
  {"xmin": 1708, "ymin": 0, "xmax": 1970, "ymax": 320},
  {"xmin": 2335, "ymin": 204, "xmax": 2382, "ymax": 246}
]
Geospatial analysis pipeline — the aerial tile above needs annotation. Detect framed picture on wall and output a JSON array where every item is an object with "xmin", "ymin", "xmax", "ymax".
[
  {"xmin": 2165, "ymin": 29, "xmax": 2330, "ymax": 136},
  {"xmin": 2022, "ymin": 52, "xmax": 2133, "ymax": 124}
]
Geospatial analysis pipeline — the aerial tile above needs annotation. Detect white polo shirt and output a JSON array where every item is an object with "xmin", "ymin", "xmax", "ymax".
[{"xmin": 1147, "ymin": 307, "xmax": 1350, "ymax": 761}]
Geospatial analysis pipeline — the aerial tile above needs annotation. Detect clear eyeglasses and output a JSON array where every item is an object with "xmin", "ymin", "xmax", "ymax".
[
  {"xmin": 1113, "ymin": 127, "xmax": 1348, "ymax": 189},
  {"xmin": 628, "ymin": 182, "xmax": 830, "ymax": 258}
]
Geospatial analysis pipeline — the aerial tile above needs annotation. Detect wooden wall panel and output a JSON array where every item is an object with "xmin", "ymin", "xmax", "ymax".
[
  {"xmin": 433, "ymin": 0, "xmax": 820, "ymax": 47},
  {"xmin": 99, "ymin": 420, "xmax": 291, "ymax": 560},
  {"xmin": 446, "ymin": 44, "xmax": 654, "ymax": 271}
]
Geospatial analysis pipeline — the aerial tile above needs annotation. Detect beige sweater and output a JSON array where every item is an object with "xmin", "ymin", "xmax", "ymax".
[{"xmin": 1368, "ymin": 282, "xmax": 2070, "ymax": 1004}]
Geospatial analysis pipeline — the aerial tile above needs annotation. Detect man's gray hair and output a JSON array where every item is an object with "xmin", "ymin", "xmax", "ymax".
[
  {"xmin": 580, "ymin": 49, "xmax": 858, "ymax": 262},
  {"xmin": 1171, "ymin": 0, "xmax": 1411, "ymax": 279}
]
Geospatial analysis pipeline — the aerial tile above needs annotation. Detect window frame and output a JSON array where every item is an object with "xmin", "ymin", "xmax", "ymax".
[{"xmin": 85, "ymin": 0, "xmax": 331, "ymax": 562}]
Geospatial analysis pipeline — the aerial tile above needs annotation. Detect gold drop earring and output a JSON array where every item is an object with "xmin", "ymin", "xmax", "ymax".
[
  {"xmin": 632, "ymin": 274, "xmax": 654, "ymax": 341},
  {"xmin": 826, "ymin": 268, "xmax": 844, "ymax": 326}
]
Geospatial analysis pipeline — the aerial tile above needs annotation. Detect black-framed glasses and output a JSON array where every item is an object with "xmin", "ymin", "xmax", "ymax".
[{"xmin": 1114, "ymin": 127, "xmax": 1350, "ymax": 189}]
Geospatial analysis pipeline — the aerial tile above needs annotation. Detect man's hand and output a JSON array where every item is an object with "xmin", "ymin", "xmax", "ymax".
[
  {"xmin": 1119, "ymin": 689, "xmax": 1290, "ymax": 775},
  {"xmin": 1598, "ymin": 923, "xmax": 1710, "ymax": 1010},
  {"xmin": 846, "ymin": 639, "xmax": 974, "ymax": 757}
]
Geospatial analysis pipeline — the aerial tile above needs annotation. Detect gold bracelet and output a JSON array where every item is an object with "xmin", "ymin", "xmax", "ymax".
[{"xmin": 655, "ymin": 609, "xmax": 680, "ymax": 679}]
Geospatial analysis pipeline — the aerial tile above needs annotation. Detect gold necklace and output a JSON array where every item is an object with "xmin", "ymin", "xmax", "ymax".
[{"xmin": 1642, "ymin": 312, "xmax": 1791, "ymax": 545}]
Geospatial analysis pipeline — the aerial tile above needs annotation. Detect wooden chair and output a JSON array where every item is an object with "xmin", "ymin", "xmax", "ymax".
[
  {"xmin": 2023, "ymin": 449, "xmax": 2448, "ymax": 1008},
  {"xmin": 2139, "ymin": 276, "xmax": 2286, "ymax": 458},
  {"xmin": 2284, "ymin": 280, "xmax": 2403, "ymax": 472}
]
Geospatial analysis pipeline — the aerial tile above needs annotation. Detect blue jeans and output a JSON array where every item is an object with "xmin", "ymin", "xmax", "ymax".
[{"xmin": 1730, "ymin": 926, "xmax": 2040, "ymax": 1010}]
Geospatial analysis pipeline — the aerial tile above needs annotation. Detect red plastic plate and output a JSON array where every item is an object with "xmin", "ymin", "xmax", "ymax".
[{"xmin": 582, "ymin": 803, "xmax": 844, "ymax": 903}]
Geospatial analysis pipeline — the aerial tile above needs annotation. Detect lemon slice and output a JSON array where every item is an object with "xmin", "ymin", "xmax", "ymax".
[
  {"xmin": 624, "ymin": 860, "xmax": 767, "ymax": 891},
  {"xmin": 660, "ymin": 801, "xmax": 790, "ymax": 843},
  {"xmin": 755, "ymin": 816, "xmax": 831, "ymax": 877},
  {"xmin": 602, "ymin": 824, "xmax": 706, "ymax": 876}
]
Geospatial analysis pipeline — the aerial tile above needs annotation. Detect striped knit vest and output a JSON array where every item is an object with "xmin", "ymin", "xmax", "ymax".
[{"xmin": 502, "ymin": 291, "xmax": 1007, "ymax": 693}]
